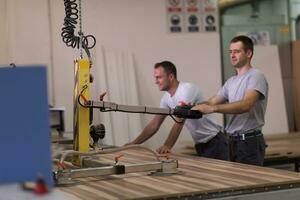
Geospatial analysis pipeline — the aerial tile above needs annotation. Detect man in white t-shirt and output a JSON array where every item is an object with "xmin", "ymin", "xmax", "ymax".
[{"xmin": 126, "ymin": 61, "xmax": 229, "ymax": 160}]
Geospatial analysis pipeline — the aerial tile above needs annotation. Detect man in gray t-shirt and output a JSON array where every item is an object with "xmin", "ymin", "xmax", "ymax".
[
  {"xmin": 193, "ymin": 35, "xmax": 268, "ymax": 166},
  {"xmin": 218, "ymin": 68, "xmax": 268, "ymax": 134}
]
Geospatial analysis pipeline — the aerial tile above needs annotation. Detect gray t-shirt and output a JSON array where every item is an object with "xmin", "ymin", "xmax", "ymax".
[
  {"xmin": 160, "ymin": 82, "xmax": 222, "ymax": 143},
  {"xmin": 217, "ymin": 68, "xmax": 268, "ymax": 134}
]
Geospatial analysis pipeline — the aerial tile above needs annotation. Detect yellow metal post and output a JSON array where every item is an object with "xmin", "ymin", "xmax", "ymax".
[{"xmin": 73, "ymin": 59, "xmax": 90, "ymax": 165}]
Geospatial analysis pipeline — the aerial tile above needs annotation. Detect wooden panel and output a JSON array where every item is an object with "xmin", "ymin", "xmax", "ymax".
[
  {"xmin": 178, "ymin": 132, "xmax": 300, "ymax": 160},
  {"xmin": 264, "ymin": 132, "xmax": 300, "ymax": 159},
  {"xmin": 252, "ymin": 46, "xmax": 289, "ymax": 134},
  {"xmin": 58, "ymin": 148, "xmax": 300, "ymax": 200},
  {"xmin": 293, "ymin": 41, "xmax": 300, "ymax": 131}
]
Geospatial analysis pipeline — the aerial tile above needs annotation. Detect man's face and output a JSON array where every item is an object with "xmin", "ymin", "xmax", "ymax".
[
  {"xmin": 154, "ymin": 66, "xmax": 172, "ymax": 91},
  {"xmin": 229, "ymin": 41, "xmax": 251, "ymax": 68}
]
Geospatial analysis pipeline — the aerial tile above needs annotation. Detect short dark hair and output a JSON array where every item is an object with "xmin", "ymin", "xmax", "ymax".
[
  {"xmin": 154, "ymin": 61, "xmax": 177, "ymax": 79},
  {"xmin": 230, "ymin": 35, "xmax": 254, "ymax": 53}
]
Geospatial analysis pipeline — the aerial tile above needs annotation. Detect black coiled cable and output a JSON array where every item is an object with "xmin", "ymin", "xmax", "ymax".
[{"xmin": 61, "ymin": 0, "xmax": 96, "ymax": 58}]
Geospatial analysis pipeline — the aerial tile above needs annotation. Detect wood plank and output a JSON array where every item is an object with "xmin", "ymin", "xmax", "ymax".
[
  {"xmin": 292, "ymin": 41, "xmax": 300, "ymax": 131},
  {"xmin": 57, "ymin": 148, "xmax": 300, "ymax": 199},
  {"xmin": 264, "ymin": 132, "xmax": 300, "ymax": 159},
  {"xmin": 252, "ymin": 46, "xmax": 289, "ymax": 134},
  {"xmin": 177, "ymin": 132, "xmax": 300, "ymax": 159}
]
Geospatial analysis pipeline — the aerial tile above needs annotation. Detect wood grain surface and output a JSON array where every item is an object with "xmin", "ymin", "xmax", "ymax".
[
  {"xmin": 264, "ymin": 132, "xmax": 300, "ymax": 159},
  {"xmin": 58, "ymin": 147, "xmax": 300, "ymax": 200},
  {"xmin": 177, "ymin": 132, "xmax": 300, "ymax": 160}
]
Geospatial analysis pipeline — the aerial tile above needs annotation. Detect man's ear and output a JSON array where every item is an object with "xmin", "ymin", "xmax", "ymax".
[
  {"xmin": 246, "ymin": 50, "xmax": 253, "ymax": 58},
  {"xmin": 169, "ymin": 73, "xmax": 175, "ymax": 80}
]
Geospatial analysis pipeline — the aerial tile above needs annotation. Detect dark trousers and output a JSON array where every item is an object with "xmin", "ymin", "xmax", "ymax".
[
  {"xmin": 194, "ymin": 132, "xmax": 229, "ymax": 161},
  {"xmin": 229, "ymin": 131, "xmax": 267, "ymax": 166}
]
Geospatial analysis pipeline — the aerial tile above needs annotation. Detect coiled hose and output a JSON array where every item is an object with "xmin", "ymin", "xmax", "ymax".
[{"xmin": 61, "ymin": 0, "xmax": 96, "ymax": 58}]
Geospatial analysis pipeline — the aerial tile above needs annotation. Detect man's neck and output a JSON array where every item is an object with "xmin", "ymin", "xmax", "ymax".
[
  {"xmin": 168, "ymin": 80, "xmax": 179, "ymax": 97},
  {"xmin": 236, "ymin": 64, "xmax": 252, "ymax": 75}
]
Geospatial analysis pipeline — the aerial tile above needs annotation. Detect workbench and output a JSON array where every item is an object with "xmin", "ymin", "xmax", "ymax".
[
  {"xmin": 177, "ymin": 132, "xmax": 300, "ymax": 172},
  {"xmin": 263, "ymin": 132, "xmax": 300, "ymax": 171},
  {"xmin": 57, "ymin": 148, "xmax": 300, "ymax": 200}
]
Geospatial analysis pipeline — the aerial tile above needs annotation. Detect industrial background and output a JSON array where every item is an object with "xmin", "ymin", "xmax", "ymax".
[{"xmin": 1, "ymin": 0, "xmax": 300, "ymax": 199}]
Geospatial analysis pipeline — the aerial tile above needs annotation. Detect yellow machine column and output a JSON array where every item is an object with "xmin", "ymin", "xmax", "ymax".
[{"xmin": 73, "ymin": 59, "xmax": 90, "ymax": 165}]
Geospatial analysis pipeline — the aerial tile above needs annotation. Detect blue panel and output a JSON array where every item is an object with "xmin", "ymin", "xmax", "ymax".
[{"xmin": 0, "ymin": 66, "xmax": 53, "ymax": 187}]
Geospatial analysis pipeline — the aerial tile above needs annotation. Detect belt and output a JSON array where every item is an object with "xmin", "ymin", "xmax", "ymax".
[{"xmin": 228, "ymin": 130, "xmax": 262, "ymax": 141}]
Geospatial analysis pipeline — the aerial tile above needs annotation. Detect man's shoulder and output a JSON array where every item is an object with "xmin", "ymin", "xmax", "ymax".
[
  {"xmin": 223, "ymin": 76, "xmax": 235, "ymax": 84},
  {"xmin": 251, "ymin": 68, "xmax": 263, "ymax": 74},
  {"xmin": 179, "ymin": 82, "xmax": 201, "ymax": 94},
  {"xmin": 180, "ymin": 82, "xmax": 198, "ymax": 89},
  {"xmin": 249, "ymin": 68, "xmax": 267, "ymax": 80},
  {"xmin": 178, "ymin": 82, "xmax": 203, "ymax": 102}
]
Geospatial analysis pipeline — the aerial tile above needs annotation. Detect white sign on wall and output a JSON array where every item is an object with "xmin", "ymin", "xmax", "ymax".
[
  {"xmin": 203, "ymin": 13, "xmax": 218, "ymax": 32},
  {"xmin": 166, "ymin": 0, "xmax": 185, "ymax": 33},
  {"xmin": 166, "ymin": 0, "xmax": 219, "ymax": 33},
  {"xmin": 185, "ymin": 0, "xmax": 201, "ymax": 32},
  {"xmin": 201, "ymin": 0, "xmax": 218, "ymax": 32},
  {"xmin": 167, "ymin": 13, "xmax": 184, "ymax": 32}
]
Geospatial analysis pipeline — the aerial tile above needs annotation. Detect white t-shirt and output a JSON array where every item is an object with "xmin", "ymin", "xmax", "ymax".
[{"xmin": 160, "ymin": 82, "xmax": 222, "ymax": 143}]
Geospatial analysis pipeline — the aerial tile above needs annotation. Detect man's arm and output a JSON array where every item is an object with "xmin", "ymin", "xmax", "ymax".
[
  {"xmin": 126, "ymin": 115, "xmax": 166, "ymax": 145},
  {"xmin": 193, "ymin": 89, "xmax": 260, "ymax": 114},
  {"xmin": 206, "ymin": 95, "xmax": 226, "ymax": 105},
  {"xmin": 183, "ymin": 95, "xmax": 225, "ymax": 107},
  {"xmin": 156, "ymin": 118, "xmax": 185, "ymax": 154}
]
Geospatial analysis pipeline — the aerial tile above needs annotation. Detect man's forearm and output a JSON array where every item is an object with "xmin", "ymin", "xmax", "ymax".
[
  {"xmin": 163, "ymin": 122, "xmax": 184, "ymax": 149},
  {"xmin": 130, "ymin": 115, "xmax": 165, "ymax": 144},
  {"xmin": 132, "ymin": 124, "xmax": 158, "ymax": 144},
  {"xmin": 214, "ymin": 100, "xmax": 252, "ymax": 114},
  {"xmin": 196, "ymin": 101, "xmax": 209, "ymax": 105}
]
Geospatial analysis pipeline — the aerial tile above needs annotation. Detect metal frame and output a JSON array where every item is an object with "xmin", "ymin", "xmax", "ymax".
[
  {"xmin": 54, "ymin": 159, "xmax": 178, "ymax": 185},
  {"xmin": 52, "ymin": 59, "xmax": 181, "ymax": 185}
]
